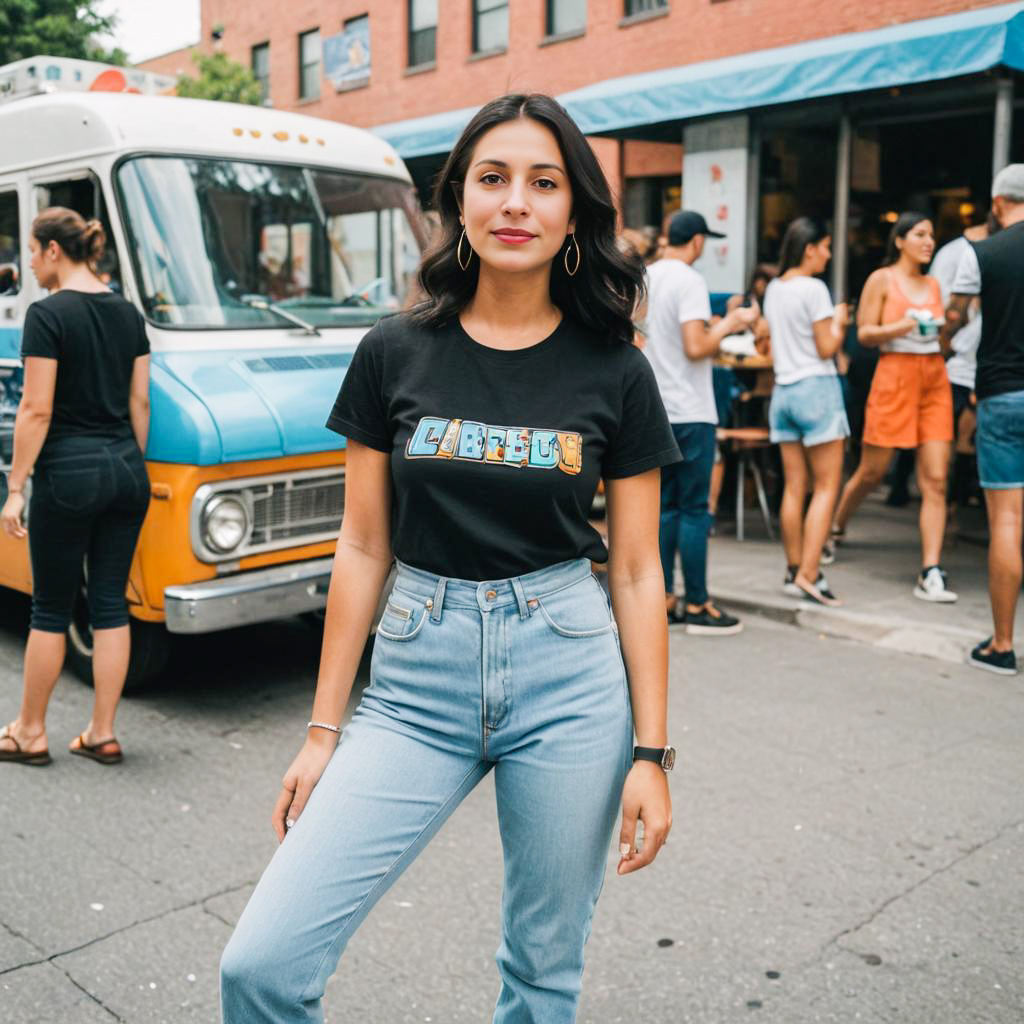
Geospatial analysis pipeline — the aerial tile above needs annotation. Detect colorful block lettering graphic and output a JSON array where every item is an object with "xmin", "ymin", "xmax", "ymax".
[
  {"xmin": 528, "ymin": 429, "xmax": 559, "ymax": 469},
  {"xmin": 556, "ymin": 431, "xmax": 583, "ymax": 475},
  {"xmin": 437, "ymin": 419, "xmax": 461, "ymax": 459},
  {"xmin": 457, "ymin": 421, "xmax": 486, "ymax": 461},
  {"xmin": 407, "ymin": 416, "xmax": 449, "ymax": 457}
]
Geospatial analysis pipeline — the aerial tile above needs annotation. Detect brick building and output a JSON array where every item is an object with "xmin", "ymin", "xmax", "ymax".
[{"xmin": 140, "ymin": 0, "xmax": 1024, "ymax": 297}]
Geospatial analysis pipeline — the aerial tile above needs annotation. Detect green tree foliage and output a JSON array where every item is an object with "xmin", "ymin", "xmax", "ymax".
[
  {"xmin": 0, "ymin": 0, "xmax": 127, "ymax": 66},
  {"xmin": 175, "ymin": 51, "xmax": 263, "ymax": 106}
]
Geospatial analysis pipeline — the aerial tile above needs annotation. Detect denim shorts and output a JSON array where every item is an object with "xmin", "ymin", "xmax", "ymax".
[
  {"xmin": 769, "ymin": 373, "xmax": 851, "ymax": 447},
  {"xmin": 977, "ymin": 388, "xmax": 1024, "ymax": 489}
]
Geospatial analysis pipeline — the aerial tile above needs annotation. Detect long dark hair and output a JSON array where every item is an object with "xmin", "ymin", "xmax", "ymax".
[
  {"xmin": 411, "ymin": 94, "xmax": 644, "ymax": 346},
  {"xmin": 777, "ymin": 217, "xmax": 828, "ymax": 275},
  {"xmin": 885, "ymin": 211, "xmax": 930, "ymax": 265},
  {"xmin": 32, "ymin": 206, "xmax": 106, "ymax": 264}
]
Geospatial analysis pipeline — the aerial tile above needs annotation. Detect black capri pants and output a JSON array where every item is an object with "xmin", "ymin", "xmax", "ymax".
[{"xmin": 28, "ymin": 436, "xmax": 150, "ymax": 633}]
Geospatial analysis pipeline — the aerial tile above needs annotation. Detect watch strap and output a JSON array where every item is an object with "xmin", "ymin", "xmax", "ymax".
[{"xmin": 633, "ymin": 745, "xmax": 674, "ymax": 770}]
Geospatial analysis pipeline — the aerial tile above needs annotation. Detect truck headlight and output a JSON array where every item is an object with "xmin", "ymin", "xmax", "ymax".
[{"xmin": 201, "ymin": 494, "xmax": 251, "ymax": 554}]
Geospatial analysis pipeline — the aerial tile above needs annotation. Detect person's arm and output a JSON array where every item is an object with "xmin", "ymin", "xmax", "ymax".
[
  {"xmin": 939, "ymin": 245, "xmax": 982, "ymax": 357},
  {"xmin": 812, "ymin": 302, "xmax": 849, "ymax": 360},
  {"xmin": 605, "ymin": 469, "xmax": 672, "ymax": 875},
  {"xmin": 939, "ymin": 295, "xmax": 972, "ymax": 356},
  {"xmin": 129, "ymin": 354, "xmax": 151, "ymax": 453},
  {"xmin": 682, "ymin": 304, "xmax": 759, "ymax": 360},
  {"xmin": 272, "ymin": 439, "xmax": 394, "ymax": 841},
  {"xmin": 856, "ymin": 271, "xmax": 915, "ymax": 348},
  {"xmin": 1, "ymin": 357, "xmax": 56, "ymax": 539}
]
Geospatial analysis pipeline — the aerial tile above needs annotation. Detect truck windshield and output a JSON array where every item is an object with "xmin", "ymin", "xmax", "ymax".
[{"xmin": 116, "ymin": 156, "xmax": 425, "ymax": 329}]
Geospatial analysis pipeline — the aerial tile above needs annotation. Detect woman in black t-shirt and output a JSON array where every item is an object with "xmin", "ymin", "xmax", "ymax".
[
  {"xmin": 0, "ymin": 208, "xmax": 151, "ymax": 768},
  {"xmin": 221, "ymin": 95, "xmax": 681, "ymax": 1023}
]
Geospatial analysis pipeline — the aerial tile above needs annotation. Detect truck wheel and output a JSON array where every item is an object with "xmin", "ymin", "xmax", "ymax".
[{"xmin": 67, "ymin": 588, "xmax": 171, "ymax": 694}]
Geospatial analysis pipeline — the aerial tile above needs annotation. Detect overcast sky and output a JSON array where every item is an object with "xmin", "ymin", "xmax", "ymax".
[{"xmin": 95, "ymin": 0, "xmax": 202, "ymax": 63}]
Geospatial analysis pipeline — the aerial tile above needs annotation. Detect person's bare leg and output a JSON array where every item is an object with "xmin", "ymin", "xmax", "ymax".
[
  {"xmin": 984, "ymin": 488, "xmax": 1023, "ymax": 652},
  {"xmin": 709, "ymin": 457, "xmax": 724, "ymax": 517},
  {"xmin": 86, "ymin": 625, "xmax": 131, "ymax": 743},
  {"xmin": 916, "ymin": 440, "xmax": 951, "ymax": 568},
  {"xmin": 777, "ymin": 442, "xmax": 809, "ymax": 570},
  {"xmin": 797, "ymin": 439, "xmax": 845, "ymax": 585},
  {"xmin": 0, "ymin": 630, "xmax": 66, "ymax": 756},
  {"xmin": 833, "ymin": 444, "xmax": 894, "ymax": 533}
]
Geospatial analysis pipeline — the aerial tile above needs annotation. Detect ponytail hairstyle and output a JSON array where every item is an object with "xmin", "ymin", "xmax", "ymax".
[
  {"xmin": 411, "ymin": 93, "xmax": 645, "ymax": 346},
  {"xmin": 885, "ymin": 211, "xmax": 930, "ymax": 266},
  {"xmin": 31, "ymin": 207, "xmax": 106, "ymax": 265},
  {"xmin": 777, "ymin": 217, "xmax": 829, "ymax": 275}
]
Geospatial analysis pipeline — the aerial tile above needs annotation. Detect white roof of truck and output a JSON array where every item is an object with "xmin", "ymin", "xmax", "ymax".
[{"xmin": 0, "ymin": 90, "xmax": 411, "ymax": 180}]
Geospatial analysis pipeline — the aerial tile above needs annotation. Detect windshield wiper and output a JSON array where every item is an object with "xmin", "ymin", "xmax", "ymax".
[{"xmin": 239, "ymin": 295, "xmax": 320, "ymax": 336}]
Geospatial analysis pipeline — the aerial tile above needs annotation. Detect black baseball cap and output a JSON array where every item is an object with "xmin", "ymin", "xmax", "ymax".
[{"xmin": 667, "ymin": 211, "xmax": 726, "ymax": 245}]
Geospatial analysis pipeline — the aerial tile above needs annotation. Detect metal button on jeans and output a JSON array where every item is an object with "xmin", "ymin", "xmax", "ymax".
[{"xmin": 485, "ymin": 589, "xmax": 497, "ymax": 601}]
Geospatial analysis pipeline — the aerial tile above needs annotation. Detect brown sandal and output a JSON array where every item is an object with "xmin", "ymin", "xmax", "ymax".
[
  {"xmin": 70, "ymin": 733, "xmax": 123, "ymax": 765},
  {"xmin": 0, "ymin": 725, "xmax": 52, "ymax": 766}
]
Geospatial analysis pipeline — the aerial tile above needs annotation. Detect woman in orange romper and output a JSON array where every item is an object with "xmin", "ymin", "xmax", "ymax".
[{"xmin": 832, "ymin": 213, "xmax": 957, "ymax": 602}]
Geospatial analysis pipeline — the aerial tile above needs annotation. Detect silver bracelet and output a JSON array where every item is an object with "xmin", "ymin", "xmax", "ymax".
[{"xmin": 307, "ymin": 720, "xmax": 341, "ymax": 735}]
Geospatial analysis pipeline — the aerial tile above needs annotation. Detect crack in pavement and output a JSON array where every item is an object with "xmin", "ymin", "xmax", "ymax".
[
  {"xmin": 0, "ymin": 914, "xmax": 46, "ymax": 957},
  {"xmin": 0, "ymin": 879, "xmax": 256, "ymax": 979},
  {"xmin": 822, "ymin": 818, "xmax": 1024, "ymax": 957},
  {"xmin": 48, "ymin": 959, "xmax": 126, "ymax": 1023}
]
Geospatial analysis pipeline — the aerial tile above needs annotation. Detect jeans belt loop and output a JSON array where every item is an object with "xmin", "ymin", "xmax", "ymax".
[
  {"xmin": 430, "ymin": 577, "xmax": 446, "ymax": 623},
  {"xmin": 510, "ymin": 576, "xmax": 530, "ymax": 620}
]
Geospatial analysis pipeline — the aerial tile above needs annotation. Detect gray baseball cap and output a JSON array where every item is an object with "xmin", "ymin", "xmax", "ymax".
[{"xmin": 991, "ymin": 164, "xmax": 1024, "ymax": 202}]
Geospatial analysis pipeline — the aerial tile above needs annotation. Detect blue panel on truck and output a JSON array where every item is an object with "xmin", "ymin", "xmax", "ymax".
[{"xmin": 0, "ymin": 326, "xmax": 22, "ymax": 360}]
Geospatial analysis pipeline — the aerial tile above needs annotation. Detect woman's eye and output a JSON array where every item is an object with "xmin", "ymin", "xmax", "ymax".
[
  {"xmin": 535, "ymin": 178, "xmax": 557, "ymax": 190},
  {"xmin": 480, "ymin": 173, "xmax": 504, "ymax": 185}
]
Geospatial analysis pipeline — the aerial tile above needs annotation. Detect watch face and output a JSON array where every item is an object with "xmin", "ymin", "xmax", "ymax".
[{"xmin": 661, "ymin": 747, "xmax": 676, "ymax": 771}]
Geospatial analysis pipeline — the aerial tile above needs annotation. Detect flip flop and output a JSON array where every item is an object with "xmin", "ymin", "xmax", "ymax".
[
  {"xmin": 69, "ymin": 733, "xmax": 123, "ymax": 765},
  {"xmin": 796, "ymin": 578, "xmax": 843, "ymax": 608},
  {"xmin": 0, "ymin": 725, "xmax": 52, "ymax": 766}
]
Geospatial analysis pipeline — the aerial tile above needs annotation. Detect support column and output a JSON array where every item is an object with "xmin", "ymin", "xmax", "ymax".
[
  {"xmin": 993, "ymin": 76, "xmax": 1014, "ymax": 179},
  {"xmin": 832, "ymin": 109, "xmax": 852, "ymax": 301},
  {"xmin": 744, "ymin": 115, "xmax": 761, "ymax": 287}
]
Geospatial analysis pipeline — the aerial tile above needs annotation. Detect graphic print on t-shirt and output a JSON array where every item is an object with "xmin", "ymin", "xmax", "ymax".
[{"xmin": 407, "ymin": 416, "xmax": 583, "ymax": 475}]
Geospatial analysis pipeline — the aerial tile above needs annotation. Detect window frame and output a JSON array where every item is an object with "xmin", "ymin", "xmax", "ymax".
[
  {"xmin": 623, "ymin": 0, "xmax": 668, "ymax": 17},
  {"xmin": 408, "ymin": 0, "xmax": 437, "ymax": 68},
  {"xmin": 472, "ymin": 0, "xmax": 509, "ymax": 54},
  {"xmin": 298, "ymin": 28, "xmax": 321, "ymax": 101},
  {"xmin": 0, "ymin": 188, "xmax": 21, "ymax": 297},
  {"xmin": 545, "ymin": 0, "xmax": 586, "ymax": 38},
  {"xmin": 251, "ymin": 41, "xmax": 270, "ymax": 105}
]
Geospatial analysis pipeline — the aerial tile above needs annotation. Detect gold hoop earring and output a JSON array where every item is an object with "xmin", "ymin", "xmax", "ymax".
[
  {"xmin": 457, "ymin": 228, "xmax": 473, "ymax": 272},
  {"xmin": 564, "ymin": 234, "xmax": 581, "ymax": 277}
]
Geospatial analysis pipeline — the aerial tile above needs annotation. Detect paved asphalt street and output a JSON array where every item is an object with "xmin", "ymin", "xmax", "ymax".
[{"xmin": 0, "ymin": 586, "xmax": 1022, "ymax": 1024}]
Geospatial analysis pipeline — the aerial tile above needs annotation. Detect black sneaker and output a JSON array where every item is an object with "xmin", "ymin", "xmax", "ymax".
[
  {"xmin": 683, "ymin": 604, "xmax": 743, "ymax": 636},
  {"xmin": 968, "ymin": 638, "xmax": 1018, "ymax": 676}
]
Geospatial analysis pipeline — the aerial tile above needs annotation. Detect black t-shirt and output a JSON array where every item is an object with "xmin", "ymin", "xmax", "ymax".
[
  {"xmin": 971, "ymin": 222, "xmax": 1024, "ymax": 400},
  {"xmin": 327, "ymin": 312, "xmax": 681, "ymax": 581},
  {"xmin": 21, "ymin": 290, "xmax": 150, "ymax": 446}
]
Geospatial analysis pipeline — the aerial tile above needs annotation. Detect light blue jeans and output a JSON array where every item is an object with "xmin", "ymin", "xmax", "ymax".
[{"xmin": 220, "ymin": 557, "xmax": 633, "ymax": 1023}]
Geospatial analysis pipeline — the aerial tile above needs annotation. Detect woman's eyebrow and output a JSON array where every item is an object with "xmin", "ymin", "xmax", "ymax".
[{"xmin": 472, "ymin": 159, "xmax": 565, "ymax": 173}]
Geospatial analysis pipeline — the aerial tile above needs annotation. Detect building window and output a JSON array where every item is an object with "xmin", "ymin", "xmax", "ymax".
[
  {"xmin": 547, "ymin": 0, "xmax": 586, "ymax": 36},
  {"xmin": 409, "ymin": 0, "xmax": 437, "ymax": 66},
  {"xmin": 251, "ymin": 42, "xmax": 270, "ymax": 104},
  {"xmin": 298, "ymin": 29, "xmax": 321, "ymax": 100},
  {"xmin": 624, "ymin": 0, "xmax": 667, "ymax": 15},
  {"xmin": 473, "ymin": 0, "xmax": 508, "ymax": 53}
]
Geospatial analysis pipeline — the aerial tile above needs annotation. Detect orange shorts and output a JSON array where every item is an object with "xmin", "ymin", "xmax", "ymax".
[{"xmin": 863, "ymin": 353, "xmax": 953, "ymax": 449}]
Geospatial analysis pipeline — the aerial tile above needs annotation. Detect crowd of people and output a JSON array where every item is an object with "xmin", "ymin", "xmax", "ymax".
[{"xmin": 634, "ymin": 164, "xmax": 1024, "ymax": 676}]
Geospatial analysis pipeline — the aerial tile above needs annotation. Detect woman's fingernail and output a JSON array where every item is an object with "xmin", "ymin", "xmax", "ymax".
[
  {"xmin": 619, "ymin": 843, "xmax": 630, "ymax": 857},
  {"xmin": 285, "ymin": 818, "xmax": 295, "ymax": 829}
]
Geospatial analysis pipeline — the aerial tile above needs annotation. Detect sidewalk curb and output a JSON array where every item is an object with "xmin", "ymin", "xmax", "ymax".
[{"xmin": 713, "ymin": 587, "xmax": 982, "ymax": 667}]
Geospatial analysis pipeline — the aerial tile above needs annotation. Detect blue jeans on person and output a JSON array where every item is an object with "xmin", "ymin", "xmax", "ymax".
[
  {"xmin": 220, "ymin": 557, "xmax": 633, "ymax": 1024},
  {"xmin": 658, "ymin": 422, "xmax": 716, "ymax": 605}
]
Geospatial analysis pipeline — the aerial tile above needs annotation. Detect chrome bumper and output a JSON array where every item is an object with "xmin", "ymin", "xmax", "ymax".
[{"xmin": 164, "ymin": 557, "xmax": 334, "ymax": 634}]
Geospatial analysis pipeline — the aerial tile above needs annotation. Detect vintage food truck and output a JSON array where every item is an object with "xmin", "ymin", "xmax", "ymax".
[{"xmin": 0, "ymin": 57, "xmax": 426, "ymax": 688}]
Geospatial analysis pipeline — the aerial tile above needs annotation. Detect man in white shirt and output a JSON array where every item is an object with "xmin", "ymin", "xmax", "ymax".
[{"xmin": 643, "ymin": 211, "xmax": 757, "ymax": 635}]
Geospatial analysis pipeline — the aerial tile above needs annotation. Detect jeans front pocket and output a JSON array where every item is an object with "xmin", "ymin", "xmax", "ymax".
[
  {"xmin": 536, "ymin": 575, "xmax": 615, "ymax": 639},
  {"xmin": 43, "ymin": 466, "xmax": 101, "ymax": 513},
  {"xmin": 375, "ymin": 589, "xmax": 430, "ymax": 642}
]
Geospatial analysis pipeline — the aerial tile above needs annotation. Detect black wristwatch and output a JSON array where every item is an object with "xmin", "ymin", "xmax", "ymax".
[{"xmin": 633, "ymin": 745, "xmax": 676, "ymax": 771}]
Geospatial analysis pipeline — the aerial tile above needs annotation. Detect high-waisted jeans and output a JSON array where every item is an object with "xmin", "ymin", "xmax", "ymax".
[{"xmin": 220, "ymin": 557, "xmax": 633, "ymax": 1023}]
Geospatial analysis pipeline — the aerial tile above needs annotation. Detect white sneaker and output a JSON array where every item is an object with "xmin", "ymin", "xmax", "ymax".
[{"xmin": 913, "ymin": 566, "xmax": 958, "ymax": 603}]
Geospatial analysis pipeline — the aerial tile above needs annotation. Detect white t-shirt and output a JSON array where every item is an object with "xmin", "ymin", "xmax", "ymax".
[
  {"xmin": 641, "ymin": 258, "xmax": 716, "ymax": 424},
  {"xmin": 762, "ymin": 276, "xmax": 836, "ymax": 385},
  {"xmin": 932, "ymin": 236, "xmax": 979, "ymax": 389}
]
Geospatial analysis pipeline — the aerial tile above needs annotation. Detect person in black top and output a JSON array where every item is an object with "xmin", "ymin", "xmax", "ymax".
[
  {"xmin": 0, "ymin": 208, "xmax": 151, "ymax": 766},
  {"xmin": 944, "ymin": 164, "xmax": 1024, "ymax": 676},
  {"xmin": 221, "ymin": 95, "xmax": 681, "ymax": 1023}
]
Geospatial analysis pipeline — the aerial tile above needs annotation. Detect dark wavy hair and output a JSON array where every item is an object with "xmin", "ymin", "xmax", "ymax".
[
  {"xmin": 32, "ymin": 206, "xmax": 106, "ymax": 264},
  {"xmin": 410, "ymin": 94, "xmax": 644, "ymax": 346},
  {"xmin": 777, "ymin": 217, "xmax": 829, "ymax": 275},
  {"xmin": 885, "ymin": 211, "xmax": 931, "ymax": 265}
]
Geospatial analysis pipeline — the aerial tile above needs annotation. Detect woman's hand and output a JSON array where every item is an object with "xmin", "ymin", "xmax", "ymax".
[
  {"xmin": 271, "ymin": 731, "xmax": 338, "ymax": 842},
  {"xmin": 1, "ymin": 492, "xmax": 26, "ymax": 539},
  {"xmin": 617, "ymin": 761, "xmax": 672, "ymax": 875}
]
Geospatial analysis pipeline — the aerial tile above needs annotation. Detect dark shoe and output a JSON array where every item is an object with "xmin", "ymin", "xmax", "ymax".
[
  {"xmin": 820, "ymin": 541, "xmax": 836, "ymax": 566},
  {"xmin": 667, "ymin": 601, "xmax": 687, "ymax": 625},
  {"xmin": 69, "ymin": 733, "xmax": 123, "ymax": 765},
  {"xmin": 0, "ymin": 725, "xmax": 51, "ymax": 766},
  {"xmin": 914, "ymin": 566, "xmax": 958, "ymax": 603},
  {"xmin": 796, "ymin": 574, "xmax": 842, "ymax": 608},
  {"xmin": 683, "ymin": 604, "xmax": 743, "ymax": 636},
  {"xmin": 968, "ymin": 639, "xmax": 1018, "ymax": 676}
]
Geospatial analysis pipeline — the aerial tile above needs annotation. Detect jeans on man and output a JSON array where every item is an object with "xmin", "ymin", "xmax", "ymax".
[{"xmin": 658, "ymin": 422, "xmax": 716, "ymax": 605}]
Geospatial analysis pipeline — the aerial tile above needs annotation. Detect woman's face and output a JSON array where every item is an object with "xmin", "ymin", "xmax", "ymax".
[
  {"xmin": 459, "ymin": 117, "xmax": 575, "ymax": 277},
  {"xmin": 807, "ymin": 237, "xmax": 832, "ymax": 275},
  {"xmin": 28, "ymin": 235, "xmax": 60, "ymax": 290},
  {"xmin": 898, "ymin": 220, "xmax": 935, "ymax": 265}
]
